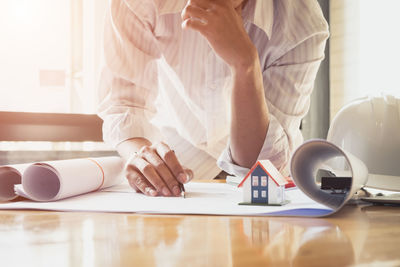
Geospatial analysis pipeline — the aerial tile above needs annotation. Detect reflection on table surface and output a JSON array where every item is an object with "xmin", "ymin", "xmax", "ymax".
[{"xmin": 0, "ymin": 205, "xmax": 399, "ymax": 267}]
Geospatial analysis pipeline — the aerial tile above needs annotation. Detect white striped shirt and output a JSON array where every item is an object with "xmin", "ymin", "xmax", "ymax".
[{"xmin": 98, "ymin": 0, "xmax": 329, "ymax": 179}]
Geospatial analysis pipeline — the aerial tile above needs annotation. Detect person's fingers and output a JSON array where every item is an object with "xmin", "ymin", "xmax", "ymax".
[
  {"xmin": 130, "ymin": 154, "xmax": 172, "ymax": 196},
  {"xmin": 141, "ymin": 146, "xmax": 182, "ymax": 196},
  {"xmin": 129, "ymin": 179, "xmax": 140, "ymax": 193},
  {"xmin": 155, "ymin": 142, "xmax": 191, "ymax": 184},
  {"xmin": 181, "ymin": 4, "xmax": 209, "ymax": 22},
  {"xmin": 181, "ymin": 17, "xmax": 208, "ymax": 32},
  {"xmin": 125, "ymin": 165, "xmax": 157, "ymax": 196},
  {"xmin": 187, "ymin": 0, "xmax": 213, "ymax": 10},
  {"xmin": 183, "ymin": 168, "xmax": 194, "ymax": 182}
]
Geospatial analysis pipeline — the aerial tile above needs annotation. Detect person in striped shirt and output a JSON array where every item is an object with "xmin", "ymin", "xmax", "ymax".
[{"xmin": 98, "ymin": 0, "xmax": 329, "ymax": 197}]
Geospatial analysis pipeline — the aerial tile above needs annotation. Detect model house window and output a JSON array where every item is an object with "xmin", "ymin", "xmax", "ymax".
[
  {"xmin": 261, "ymin": 176, "xmax": 267, "ymax": 187},
  {"xmin": 261, "ymin": 190, "xmax": 266, "ymax": 198},
  {"xmin": 253, "ymin": 190, "xmax": 258, "ymax": 198},
  {"xmin": 252, "ymin": 176, "xmax": 259, "ymax": 187}
]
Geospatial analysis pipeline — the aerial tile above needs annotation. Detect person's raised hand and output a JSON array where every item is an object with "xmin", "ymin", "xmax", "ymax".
[
  {"xmin": 125, "ymin": 142, "xmax": 193, "ymax": 197},
  {"xmin": 181, "ymin": 0, "xmax": 257, "ymax": 70}
]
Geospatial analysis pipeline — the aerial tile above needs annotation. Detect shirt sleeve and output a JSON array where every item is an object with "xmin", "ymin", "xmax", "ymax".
[
  {"xmin": 217, "ymin": 31, "xmax": 329, "ymax": 177},
  {"xmin": 97, "ymin": 0, "xmax": 162, "ymax": 148}
]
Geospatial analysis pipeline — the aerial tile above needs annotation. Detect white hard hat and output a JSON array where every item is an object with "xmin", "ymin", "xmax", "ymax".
[{"xmin": 327, "ymin": 94, "xmax": 400, "ymax": 191}]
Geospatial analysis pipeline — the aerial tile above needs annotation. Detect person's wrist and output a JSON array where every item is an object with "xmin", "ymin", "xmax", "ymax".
[
  {"xmin": 126, "ymin": 138, "xmax": 152, "ymax": 154},
  {"xmin": 229, "ymin": 44, "xmax": 258, "ymax": 74},
  {"xmin": 117, "ymin": 137, "xmax": 152, "ymax": 161}
]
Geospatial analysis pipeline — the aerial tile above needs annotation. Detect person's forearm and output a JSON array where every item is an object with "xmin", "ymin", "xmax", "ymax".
[
  {"xmin": 180, "ymin": 0, "xmax": 268, "ymax": 167},
  {"xmin": 230, "ymin": 51, "xmax": 270, "ymax": 168},
  {"xmin": 117, "ymin": 137, "xmax": 152, "ymax": 160}
]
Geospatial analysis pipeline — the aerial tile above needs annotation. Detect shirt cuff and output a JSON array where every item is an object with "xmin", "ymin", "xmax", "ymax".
[
  {"xmin": 217, "ymin": 145, "xmax": 250, "ymax": 178},
  {"xmin": 100, "ymin": 107, "xmax": 161, "ymax": 148},
  {"xmin": 217, "ymin": 114, "xmax": 291, "ymax": 178}
]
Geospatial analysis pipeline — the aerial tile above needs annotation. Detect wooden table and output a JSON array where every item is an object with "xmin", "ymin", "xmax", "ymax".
[{"xmin": 0, "ymin": 200, "xmax": 399, "ymax": 266}]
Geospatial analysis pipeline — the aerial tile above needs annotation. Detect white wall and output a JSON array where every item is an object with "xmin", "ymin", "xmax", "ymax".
[{"xmin": 330, "ymin": 0, "xmax": 400, "ymax": 121}]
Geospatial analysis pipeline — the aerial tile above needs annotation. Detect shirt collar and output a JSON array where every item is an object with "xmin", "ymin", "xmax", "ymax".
[{"xmin": 157, "ymin": 0, "xmax": 274, "ymax": 39}]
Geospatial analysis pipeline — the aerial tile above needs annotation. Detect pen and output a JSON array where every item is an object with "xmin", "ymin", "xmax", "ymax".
[{"xmin": 180, "ymin": 183, "xmax": 186, "ymax": 198}]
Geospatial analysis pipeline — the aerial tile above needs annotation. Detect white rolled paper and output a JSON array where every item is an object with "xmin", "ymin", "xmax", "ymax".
[
  {"xmin": 0, "ymin": 157, "xmax": 124, "ymax": 202},
  {"xmin": 290, "ymin": 139, "xmax": 369, "ymax": 211},
  {"xmin": 0, "ymin": 164, "xmax": 29, "ymax": 202}
]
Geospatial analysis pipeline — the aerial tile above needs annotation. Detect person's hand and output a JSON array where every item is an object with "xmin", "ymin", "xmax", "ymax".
[
  {"xmin": 125, "ymin": 142, "xmax": 193, "ymax": 197},
  {"xmin": 181, "ymin": 0, "xmax": 257, "ymax": 70}
]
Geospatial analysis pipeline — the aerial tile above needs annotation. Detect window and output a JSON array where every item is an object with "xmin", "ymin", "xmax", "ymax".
[
  {"xmin": 0, "ymin": 0, "xmax": 111, "ymax": 162},
  {"xmin": 330, "ymin": 0, "xmax": 400, "ymax": 120},
  {"xmin": 253, "ymin": 190, "xmax": 258, "ymax": 198},
  {"xmin": 252, "ymin": 176, "xmax": 259, "ymax": 186},
  {"xmin": 261, "ymin": 176, "xmax": 267, "ymax": 187},
  {"xmin": 261, "ymin": 190, "xmax": 267, "ymax": 198},
  {"xmin": 0, "ymin": 0, "xmax": 107, "ymax": 114}
]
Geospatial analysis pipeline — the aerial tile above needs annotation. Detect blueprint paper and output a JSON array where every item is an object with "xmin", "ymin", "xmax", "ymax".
[{"xmin": 0, "ymin": 182, "xmax": 333, "ymax": 217}]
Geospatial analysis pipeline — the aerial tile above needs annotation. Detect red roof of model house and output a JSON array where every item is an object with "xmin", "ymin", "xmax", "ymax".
[{"xmin": 238, "ymin": 160, "xmax": 287, "ymax": 187}]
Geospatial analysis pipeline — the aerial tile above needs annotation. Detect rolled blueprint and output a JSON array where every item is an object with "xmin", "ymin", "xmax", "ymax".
[
  {"xmin": 0, "ymin": 157, "xmax": 124, "ymax": 202},
  {"xmin": 0, "ymin": 164, "xmax": 28, "ymax": 201},
  {"xmin": 290, "ymin": 139, "xmax": 369, "ymax": 211}
]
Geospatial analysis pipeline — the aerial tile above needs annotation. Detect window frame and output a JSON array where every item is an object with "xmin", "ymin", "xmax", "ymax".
[
  {"xmin": 261, "ymin": 176, "xmax": 267, "ymax": 187},
  {"xmin": 252, "ymin": 176, "xmax": 259, "ymax": 187},
  {"xmin": 0, "ymin": 111, "xmax": 103, "ymax": 142}
]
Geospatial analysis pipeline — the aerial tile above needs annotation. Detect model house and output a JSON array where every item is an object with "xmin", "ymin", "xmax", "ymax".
[{"xmin": 238, "ymin": 160, "xmax": 287, "ymax": 205}]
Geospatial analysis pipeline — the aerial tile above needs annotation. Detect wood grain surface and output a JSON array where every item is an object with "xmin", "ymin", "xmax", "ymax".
[{"xmin": 0, "ymin": 194, "xmax": 399, "ymax": 266}]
